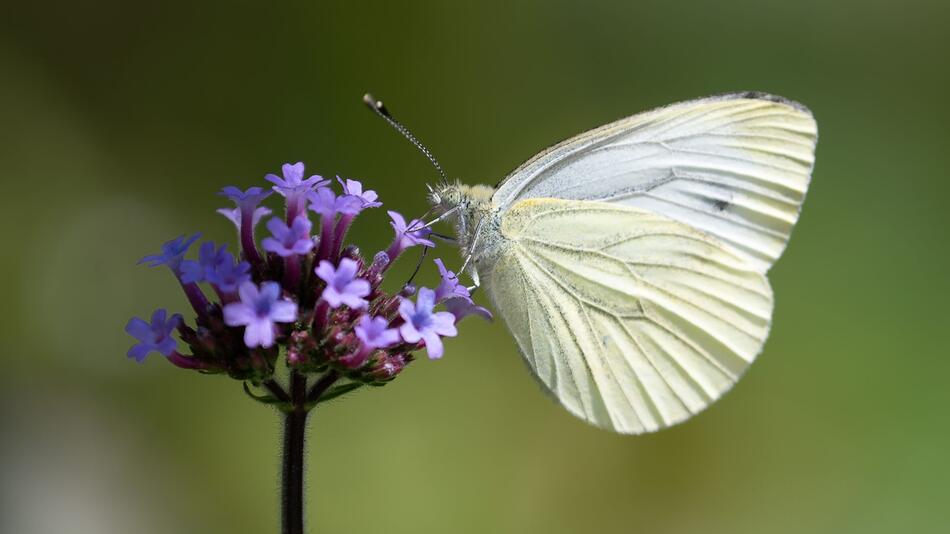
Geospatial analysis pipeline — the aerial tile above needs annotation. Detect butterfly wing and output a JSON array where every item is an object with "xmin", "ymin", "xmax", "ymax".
[
  {"xmin": 492, "ymin": 93, "xmax": 817, "ymax": 272},
  {"xmin": 480, "ymin": 198, "xmax": 773, "ymax": 434}
]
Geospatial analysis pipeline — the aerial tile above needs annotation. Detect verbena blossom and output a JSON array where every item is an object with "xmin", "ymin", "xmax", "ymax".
[
  {"xmin": 138, "ymin": 233, "xmax": 201, "ymax": 273},
  {"xmin": 216, "ymin": 206, "xmax": 272, "ymax": 230},
  {"xmin": 339, "ymin": 315, "xmax": 401, "ymax": 369},
  {"xmin": 267, "ymin": 162, "xmax": 329, "ymax": 221},
  {"xmin": 338, "ymin": 177, "xmax": 382, "ymax": 209},
  {"xmin": 125, "ymin": 309, "xmax": 181, "ymax": 362},
  {"xmin": 126, "ymin": 161, "xmax": 488, "ymax": 402},
  {"xmin": 180, "ymin": 242, "xmax": 230, "ymax": 283},
  {"xmin": 386, "ymin": 211, "xmax": 434, "ymax": 262},
  {"xmin": 262, "ymin": 216, "xmax": 314, "ymax": 257},
  {"xmin": 206, "ymin": 252, "xmax": 251, "ymax": 293},
  {"xmin": 224, "ymin": 281, "xmax": 298, "ymax": 348},
  {"xmin": 434, "ymin": 259, "xmax": 493, "ymax": 322},
  {"xmin": 398, "ymin": 288, "xmax": 458, "ymax": 359},
  {"xmin": 315, "ymin": 258, "xmax": 370, "ymax": 309}
]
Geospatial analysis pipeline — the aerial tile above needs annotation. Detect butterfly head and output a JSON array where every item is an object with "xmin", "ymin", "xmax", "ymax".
[{"xmin": 427, "ymin": 181, "xmax": 464, "ymax": 214}]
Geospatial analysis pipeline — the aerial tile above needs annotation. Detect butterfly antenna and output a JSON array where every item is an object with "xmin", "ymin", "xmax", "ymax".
[{"xmin": 363, "ymin": 93, "xmax": 448, "ymax": 186}]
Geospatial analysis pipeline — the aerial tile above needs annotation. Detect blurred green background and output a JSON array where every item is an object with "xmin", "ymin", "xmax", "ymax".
[{"xmin": 2, "ymin": 1, "xmax": 949, "ymax": 533}]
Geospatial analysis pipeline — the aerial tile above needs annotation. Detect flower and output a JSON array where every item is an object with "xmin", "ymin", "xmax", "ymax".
[
  {"xmin": 355, "ymin": 315, "xmax": 401, "ymax": 350},
  {"xmin": 261, "ymin": 215, "xmax": 315, "ymax": 257},
  {"xmin": 444, "ymin": 296, "xmax": 493, "ymax": 322},
  {"xmin": 339, "ymin": 315, "xmax": 401, "ymax": 369},
  {"xmin": 307, "ymin": 187, "xmax": 343, "ymax": 218},
  {"xmin": 432, "ymin": 259, "xmax": 492, "ymax": 322},
  {"xmin": 219, "ymin": 187, "xmax": 273, "ymax": 265},
  {"xmin": 433, "ymin": 259, "xmax": 471, "ymax": 302},
  {"xmin": 266, "ymin": 162, "xmax": 329, "ymax": 198},
  {"xmin": 216, "ymin": 206, "xmax": 272, "ymax": 230},
  {"xmin": 315, "ymin": 258, "xmax": 370, "ymax": 309},
  {"xmin": 125, "ymin": 309, "xmax": 182, "ymax": 362},
  {"xmin": 338, "ymin": 177, "xmax": 382, "ymax": 209},
  {"xmin": 386, "ymin": 211, "xmax": 434, "ymax": 259},
  {"xmin": 219, "ymin": 186, "xmax": 272, "ymax": 210},
  {"xmin": 138, "ymin": 233, "xmax": 201, "ymax": 272},
  {"xmin": 206, "ymin": 252, "xmax": 252, "ymax": 293},
  {"xmin": 223, "ymin": 281, "xmax": 298, "ymax": 348},
  {"xmin": 398, "ymin": 287, "xmax": 457, "ymax": 359},
  {"xmin": 180, "ymin": 242, "xmax": 230, "ymax": 283}
]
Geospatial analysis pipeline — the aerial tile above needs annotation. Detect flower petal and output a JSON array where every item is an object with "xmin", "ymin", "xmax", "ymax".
[{"xmin": 270, "ymin": 300, "xmax": 298, "ymax": 323}]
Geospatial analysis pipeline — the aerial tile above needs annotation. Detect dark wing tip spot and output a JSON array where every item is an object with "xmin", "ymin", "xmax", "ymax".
[
  {"xmin": 714, "ymin": 91, "xmax": 813, "ymax": 115},
  {"xmin": 712, "ymin": 199, "xmax": 730, "ymax": 211}
]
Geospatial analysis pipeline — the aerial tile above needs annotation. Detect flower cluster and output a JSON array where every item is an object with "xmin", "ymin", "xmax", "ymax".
[{"xmin": 126, "ymin": 163, "xmax": 489, "ymax": 400}]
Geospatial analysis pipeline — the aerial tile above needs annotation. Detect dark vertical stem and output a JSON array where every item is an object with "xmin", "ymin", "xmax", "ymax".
[{"xmin": 282, "ymin": 371, "xmax": 308, "ymax": 534}]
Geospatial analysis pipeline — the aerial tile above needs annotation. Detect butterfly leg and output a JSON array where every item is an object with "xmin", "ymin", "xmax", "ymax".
[
  {"xmin": 406, "ymin": 206, "xmax": 459, "ymax": 232},
  {"xmin": 458, "ymin": 215, "xmax": 485, "ymax": 288}
]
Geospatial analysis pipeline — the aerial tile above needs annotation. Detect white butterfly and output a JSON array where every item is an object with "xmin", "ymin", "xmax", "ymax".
[{"xmin": 375, "ymin": 92, "xmax": 817, "ymax": 434}]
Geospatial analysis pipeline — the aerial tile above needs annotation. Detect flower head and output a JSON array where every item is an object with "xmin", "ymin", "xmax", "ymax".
[
  {"xmin": 386, "ymin": 211, "xmax": 435, "ymax": 259},
  {"xmin": 266, "ymin": 162, "xmax": 329, "ymax": 198},
  {"xmin": 138, "ymin": 233, "xmax": 201, "ymax": 273},
  {"xmin": 398, "ymin": 287, "xmax": 457, "ymax": 359},
  {"xmin": 180, "ymin": 241, "xmax": 230, "ymax": 283},
  {"xmin": 206, "ymin": 252, "xmax": 252, "ymax": 293},
  {"xmin": 129, "ymin": 161, "xmax": 480, "ymax": 393},
  {"xmin": 338, "ymin": 177, "xmax": 382, "ymax": 209},
  {"xmin": 125, "ymin": 309, "xmax": 182, "ymax": 362},
  {"xmin": 217, "ymin": 206, "xmax": 272, "ymax": 230},
  {"xmin": 315, "ymin": 258, "xmax": 370, "ymax": 309},
  {"xmin": 262, "ymin": 215, "xmax": 314, "ymax": 257},
  {"xmin": 223, "ymin": 281, "xmax": 298, "ymax": 348}
]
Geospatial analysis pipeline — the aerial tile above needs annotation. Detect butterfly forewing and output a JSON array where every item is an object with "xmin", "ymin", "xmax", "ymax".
[{"xmin": 491, "ymin": 93, "xmax": 817, "ymax": 272}]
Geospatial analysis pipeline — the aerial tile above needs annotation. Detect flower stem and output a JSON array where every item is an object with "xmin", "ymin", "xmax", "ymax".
[{"xmin": 282, "ymin": 371, "xmax": 308, "ymax": 534}]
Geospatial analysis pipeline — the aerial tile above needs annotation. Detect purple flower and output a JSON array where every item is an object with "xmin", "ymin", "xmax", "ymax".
[
  {"xmin": 355, "ymin": 315, "xmax": 401, "ymax": 350},
  {"xmin": 386, "ymin": 211, "xmax": 435, "ymax": 260},
  {"xmin": 206, "ymin": 252, "xmax": 251, "ymax": 293},
  {"xmin": 338, "ymin": 177, "xmax": 382, "ymax": 209},
  {"xmin": 261, "ymin": 215, "xmax": 314, "ymax": 257},
  {"xmin": 340, "ymin": 315, "xmax": 401, "ymax": 369},
  {"xmin": 180, "ymin": 242, "xmax": 230, "ymax": 283},
  {"xmin": 218, "ymin": 186, "xmax": 272, "ymax": 210},
  {"xmin": 308, "ymin": 186, "xmax": 367, "ymax": 218},
  {"xmin": 433, "ymin": 259, "xmax": 471, "ymax": 302},
  {"xmin": 223, "ymin": 281, "xmax": 298, "ymax": 348},
  {"xmin": 315, "ymin": 258, "xmax": 370, "ymax": 309},
  {"xmin": 219, "ymin": 187, "xmax": 272, "ymax": 266},
  {"xmin": 398, "ymin": 287, "xmax": 457, "ymax": 359},
  {"xmin": 216, "ymin": 206, "xmax": 272, "ymax": 230},
  {"xmin": 431, "ymin": 259, "xmax": 493, "ymax": 322},
  {"xmin": 266, "ymin": 162, "xmax": 329, "ymax": 198},
  {"xmin": 125, "ymin": 309, "xmax": 182, "ymax": 362},
  {"xmin": 138, "ymin": 233, "xmax": 201, "ymax": 273},
  {"xmin": 444, "ymin": 296, "xmax": 493, "ymax": 322}
]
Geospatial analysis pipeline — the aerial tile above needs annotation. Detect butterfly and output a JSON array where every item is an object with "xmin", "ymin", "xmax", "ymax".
[{"xmin": 370, "ymin": 92, "xmax": 817, "ymax": 434}]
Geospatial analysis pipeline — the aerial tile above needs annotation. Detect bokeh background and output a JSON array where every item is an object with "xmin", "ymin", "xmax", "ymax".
[{"xmin": 2, "ymin": 1, "xmax": 949, "ymax": 533}]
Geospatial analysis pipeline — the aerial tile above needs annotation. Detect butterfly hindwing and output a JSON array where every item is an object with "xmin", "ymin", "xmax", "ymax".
[{"xmin": 482, "ymin": 198, "xmax": 773, "ymax": 434}]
